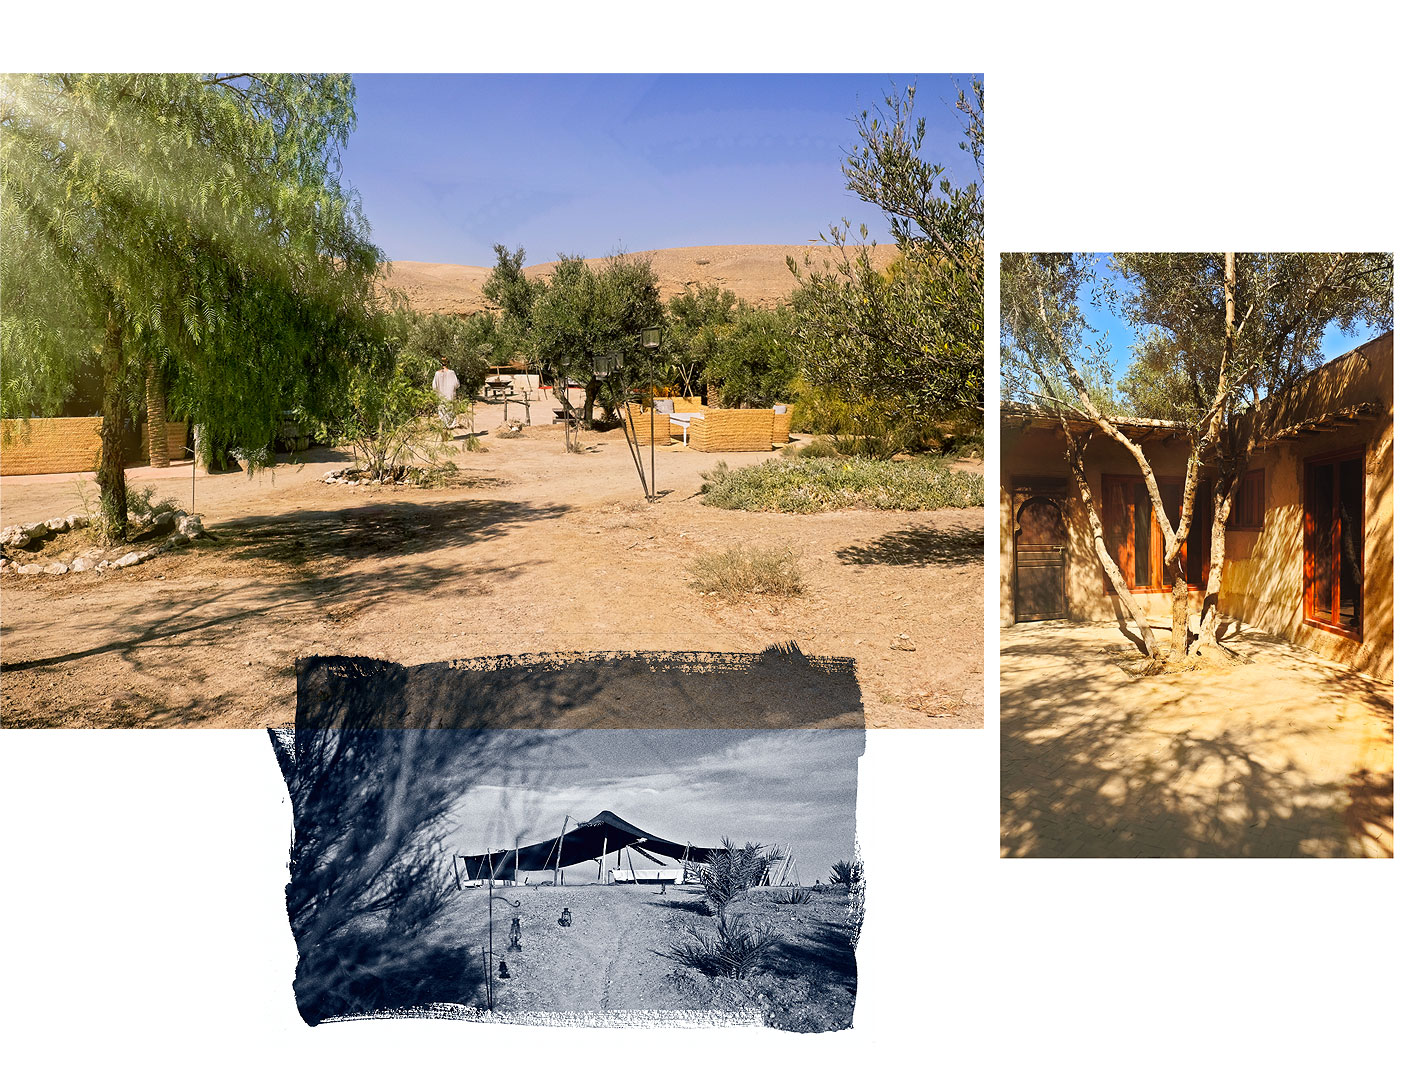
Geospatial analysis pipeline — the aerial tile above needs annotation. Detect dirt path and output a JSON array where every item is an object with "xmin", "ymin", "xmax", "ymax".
[
  {"xmin": 1, "ymin": 401, "xmax": 983, "ymax": 729},
  {"xmin": 453, "ymin": 886, "xmax": 716, "ymax": 1015}
]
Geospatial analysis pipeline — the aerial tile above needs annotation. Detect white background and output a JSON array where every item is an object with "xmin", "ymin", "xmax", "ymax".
[{"xmin": 2, "ymin": 5, "xmax": 1415, "ymax": 1073}]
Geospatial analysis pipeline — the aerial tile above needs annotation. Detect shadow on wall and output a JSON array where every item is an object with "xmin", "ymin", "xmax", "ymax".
[{"xmin": 999, "ymin": 626, "xmax": 1390, "ymax": 858}]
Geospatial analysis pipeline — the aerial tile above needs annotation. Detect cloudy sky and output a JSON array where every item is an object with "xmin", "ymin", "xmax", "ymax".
[
  {"xmin": 443, "ymin": 729, "xmax": 862, "ymax": 884},
  {"xmin": 341, "ymin": 73, "xmax": 980, "ymax": 265}
]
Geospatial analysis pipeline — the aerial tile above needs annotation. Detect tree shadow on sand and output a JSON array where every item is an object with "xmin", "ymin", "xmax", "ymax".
[
  {"xmin": 836, "ymin": 523, "xmax": 983, "ymax": 567},
  {"xmin": 761, "ymin": 921, "xmax": 857, "ymax": 985},
  {"xmin": 215, "ymin": 497, "xmax": 568, "ymax": 569},
  {"xmin": 1000, "ymin": 625, "xmax": 1392, "ymax": 858}
]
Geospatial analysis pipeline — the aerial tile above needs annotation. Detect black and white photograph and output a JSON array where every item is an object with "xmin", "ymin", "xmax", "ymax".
[{"xmin": 272, "ymin": 653, "xmax": 863, "ymax": 1030}]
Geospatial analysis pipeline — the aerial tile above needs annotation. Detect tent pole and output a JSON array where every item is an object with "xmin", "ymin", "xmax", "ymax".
[
  {"xmin": 600, "ymin": 834, "xmax": 608, "ymax": 884},
  {"xmin": 486, "ymin": 849, "xmax": 495, "ymax": 1009},
  {"xmin": 627, "ymin": 841, "xmax": 639, "ymax": 884},
  {"xmin": 553, "ymin": 815, "xmax": 569, "ymax": 887}
]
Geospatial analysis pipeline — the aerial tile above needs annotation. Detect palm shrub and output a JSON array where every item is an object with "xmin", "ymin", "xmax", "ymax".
[
  {"xmin": 692, "ymin": 838, "xmax": 785, "ymax": 914},
  {"xmin": 668, "ymin": 914, "xmax": 779, "ymax": 979},
  {"xmin": 829, "ymin": 858, "xmax": 864, "ymax": 889},
  {"xmin": 770, "ymin": 887, "xmax": 812, "ymax": 905}
]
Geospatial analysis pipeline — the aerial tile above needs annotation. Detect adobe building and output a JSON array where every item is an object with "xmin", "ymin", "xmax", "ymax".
[{"xmin": 1000, "ymin": 331, "xmax": 1393, "ymax": 681}]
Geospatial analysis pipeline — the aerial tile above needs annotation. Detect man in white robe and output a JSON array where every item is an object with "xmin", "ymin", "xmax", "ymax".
[{"xmin": 432, "ymin": 359, "xmax": 460, "ymax": 428}]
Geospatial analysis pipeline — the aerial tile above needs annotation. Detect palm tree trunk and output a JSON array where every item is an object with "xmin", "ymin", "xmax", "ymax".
[{"xmin": 146, "ymin": 357, "xmax": 170, "ymax": 467}]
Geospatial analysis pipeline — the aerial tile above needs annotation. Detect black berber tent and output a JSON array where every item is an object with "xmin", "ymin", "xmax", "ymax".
[{"xmin": 462, "ymin": 811, "xmax": 718, "ymax": 881}]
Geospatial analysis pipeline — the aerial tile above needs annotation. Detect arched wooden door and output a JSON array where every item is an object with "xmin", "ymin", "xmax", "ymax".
[{"xmin": 1015, "ymin": 496, "xmax": 1067, "ymax": 622}]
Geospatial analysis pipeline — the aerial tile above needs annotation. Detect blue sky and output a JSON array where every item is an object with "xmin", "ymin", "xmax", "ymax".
[
  {"xmin": 1074, "ymin": 254, "xmax": 1380, "ymax": 383},
  {"xmin": 340, "ymin": 73, "xmax": 980, "ymax": 266}
]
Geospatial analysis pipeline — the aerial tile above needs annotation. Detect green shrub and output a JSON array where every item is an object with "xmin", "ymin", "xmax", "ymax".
[
  {"xmin": 700, "ymin": 457, "xmax": 984, "ymax": 513},
  {"xmin": 668, "ymin": 914, "xmax": 779, "ymax": 980},
  {"xmin": 126, "ymin": 485, "xmax": 180, "ymax": 519},
  {"xmin": 314, "ymin": 354, "xmax": 456, "ymax": 482},
  {"xmin": 690, "ymin": 545, "xmax": 805, "ymax": 599},
  {"xmin": 783, "ymin": 436, "xmax": 841, "ymax": 459}
]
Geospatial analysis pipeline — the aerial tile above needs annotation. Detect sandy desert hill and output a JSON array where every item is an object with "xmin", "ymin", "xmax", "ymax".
[{"xmin": 378, "ymin": 243, "xmax": 897, "ymax": 316}]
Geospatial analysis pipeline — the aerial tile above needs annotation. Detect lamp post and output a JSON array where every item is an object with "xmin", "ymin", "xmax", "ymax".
[
  {"xmin": 601, "ymin": 349, "xmax": 657, "ymax": 501},
  {"xmin": 640, "ymin": 327, "xmax": 662, "ymax": 500}
]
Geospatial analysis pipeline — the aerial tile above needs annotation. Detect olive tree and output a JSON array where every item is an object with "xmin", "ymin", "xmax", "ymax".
[
  {"xmin": 1002, "ymin": 251, "xmax": 1393, "ymax": 662},
  {"xmin": 527, "ymin": 254, "xmax": 664, "ymax": 429}
]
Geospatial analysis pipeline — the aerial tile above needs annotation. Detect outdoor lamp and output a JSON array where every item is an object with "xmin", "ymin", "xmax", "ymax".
[
  {"xmin": 640, "ymin": 327, "xmax": 662, "ymax": 350},
  {"xmin": 609, "ymin": 349, "xmax": 624, "ymax": 370},
  {"xmin": 593, "ymin": 355, "xmax": 613, "ymax": 379},
  {"xmin": 559, "ymin": 907, "xmax": 573, "ymax": 927}
]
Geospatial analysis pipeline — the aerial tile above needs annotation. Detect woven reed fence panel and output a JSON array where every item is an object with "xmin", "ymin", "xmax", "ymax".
[
  {"xmin": 771, "ymin": 406, "xmax": 794, "ymax": 444},
  {"xmin": 1, "ymin": 417, "xmax": 104, "ymax": 476},
  {"xmin": 687, "ymin": 410, "xmax": 775, "ymax": 452},
  {"xmin": 628, "ymin": 411, "xmax": 676, "ymax": 446}
]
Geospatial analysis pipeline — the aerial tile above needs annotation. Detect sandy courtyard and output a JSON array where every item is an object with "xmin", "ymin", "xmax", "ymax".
[
  {"xmin": 1000, "ymin": 621, "xmax": 1393, "ymax": 857},
  {"xmin": 0, "ymin": 399, "xmax": 983, "ymax": 729}
]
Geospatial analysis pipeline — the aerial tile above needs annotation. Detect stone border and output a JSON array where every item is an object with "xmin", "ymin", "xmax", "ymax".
[{"xmin": 0, "ymin": 510, "xmax": 208, "ymax": 577}]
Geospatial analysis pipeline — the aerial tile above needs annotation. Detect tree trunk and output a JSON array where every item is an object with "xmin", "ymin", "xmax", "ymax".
[
  {"xmin": 1193, "ymin": 472, "xmax": 1237, "ymax": 656},
  {"xmin": 1064, "ymin": 427, "xmax": 1160, "ymax": 657},
  {"xmin": 1168, "ymin": 563, "xmax": 1190, "ymax": 661},
  {"xmin": 145, "ymin": 357, "xmax": 170, "ymax": 467},
  {"xmin": 581, "ymin": 377, "xmax": 602, "ymax": 427},
  {"xmin": 97, "ymin": 313, "xmax": 129, "ymax": 541}
]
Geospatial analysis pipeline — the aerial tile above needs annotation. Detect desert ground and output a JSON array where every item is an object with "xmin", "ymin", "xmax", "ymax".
[
  {"xmin": 0, "ymin": 398, "xmax": 983, "ymax": 729},
  {"xmin": 407, "ymin": 883, "xmax": 858, "ymax": 1031},
  {"xmin": 1000, "ymin": 621, "xmax": 1394, "ymax": 857},
  {"xmin": 379, "ymin": 244, "xmax": 898, "ymax": 316}
]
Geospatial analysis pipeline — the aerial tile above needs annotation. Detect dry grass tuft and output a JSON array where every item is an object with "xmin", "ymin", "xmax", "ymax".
[{"xmin": 690, "ymin": 545, "xmax": 805, "ymax": 600}]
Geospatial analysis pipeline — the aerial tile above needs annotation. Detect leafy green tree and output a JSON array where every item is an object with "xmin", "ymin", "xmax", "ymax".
[
  {"xmin": 482, "ymin": 243, "xmax": 544, "ymax": 336},
  {"xmin": 1, "ymin": 73, "xmax": 382, "ymax": 540},
  {"xmin": 662, "ymin": 283, "xmax": 738, "ymax": 398},
  {"xmin": 707, "ymin": 306, "xmax": 799, "ymax": 408},
  {"xmin": 527, "ymin": 254, "xmax": 664, "ymax": 428},
  {"xmin": 1112, "ymin": 252, "xmax": 1393, "ymax": 654},
  {"xmin": 788, "ymin": 80, "xmax": 984, "ymax": 454},
  {"xmin": 481, "ymin": 243, "xmax": 546, "ymax": 375},
  {"xmin": 389, "ymin": 309, "xmax": 497, "ymax": 397}
]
